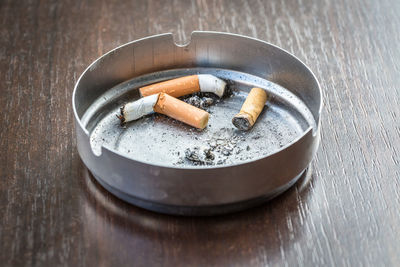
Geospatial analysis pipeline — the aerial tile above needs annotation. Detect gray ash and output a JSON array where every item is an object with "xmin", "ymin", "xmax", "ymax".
[
  {"xmin": 183, "ymin": 95, "xmax": 215, "ymax": 109},
  {"xmin": 177, "ymin": 127, "xmax": 250, "ymax": 166},
  {"xmin": 173, "ymin": 81, "xmax": 251, "ymax": 167},
  {"xmin": 221, "ymin": 148, "xmax": 231, "ymax": 156},
  {"xmin": 184, "ymin": 147, "xmax": 214, "ymax": 166},
  {"xmin": 181, "ymin": 80, "xmax": 236, "ymax": 111},
  {"xmin": 252, "ymin": 134, "xmax": 262, "ymax": 140},
  {"xmin": 223, "ymin": 79, "xmax": 235, "ymax": 97},
  {"xmin": 232, "ymin": 116, "xmax": 251, "ymax": 131},
  {"xmin": 204, "ymin": 148, "xmax": 215, "ymax": 160}
]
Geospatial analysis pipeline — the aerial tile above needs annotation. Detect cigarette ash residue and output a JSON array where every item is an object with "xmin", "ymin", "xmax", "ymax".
[
  {"xmin": 180, "ymin": 80, "xmax": 235, "ymax": 112},
  {"xmin": 182, "ymin": 95, "xmax": 215, "ymax": 110},
  {"xmin": 173, "ymin": 82, "xmax": 256, "ymax": 166},
  {"xmin": 173, "ymin": 82, "xmax": 266, "ymax": 166},
  {"xmin": 89, "ymin": 79, "xmax": 306, "ymax": 167},
  {"xmin": 175, "ymin": 127, "xmax": 249, "ymax": 166}
]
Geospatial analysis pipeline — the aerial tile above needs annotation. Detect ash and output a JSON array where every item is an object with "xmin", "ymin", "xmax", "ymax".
[
  {"xmin": 181, "ymin": 81, "xmax": 235, "ymax": 111},
  {"xmin": 90, "ymin": 74, "xmax": 306, "ymax": 168},
  {"xmin": 179, "ymin": 147, "xmax": 215, "ymax": 166},
  {"xmin": 176, "ymin": 127, "xmax": 252, "ymax": 166},
  {"xmin": 175, "ymin": 83, "xmax": 252, "ymax": 166},
  {"xmin": 183, "ymin": 95, "xmax": 215, "ymax": 110}
]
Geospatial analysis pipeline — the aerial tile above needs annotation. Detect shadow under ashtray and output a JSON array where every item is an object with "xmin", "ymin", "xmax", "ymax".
[{"xmin": 79, "ymin": 165, "xmax": 315, "ymax": 265}]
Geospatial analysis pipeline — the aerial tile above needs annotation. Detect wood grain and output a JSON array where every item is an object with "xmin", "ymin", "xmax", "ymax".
[{"xmin": 1, "ymin": 0, "xmax": 399, "ymax": 266}]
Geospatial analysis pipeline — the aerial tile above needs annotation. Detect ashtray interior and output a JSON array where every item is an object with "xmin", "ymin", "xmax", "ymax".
[{"xmin": 82, "ymin": 68, "xmax": 316, "ymax": 168}]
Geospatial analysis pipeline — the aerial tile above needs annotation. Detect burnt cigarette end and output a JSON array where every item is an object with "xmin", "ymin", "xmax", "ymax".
[
  {"xmin": 117, "ymin": 105, "xmax": 126, "ymax": 125},
  {"xmin": 223, "ymin": 80, "xmax": 235, "ymax": 98},
  {"xmin": 232, "ymin": 115, "xmax": 253, "ymax": 131}
]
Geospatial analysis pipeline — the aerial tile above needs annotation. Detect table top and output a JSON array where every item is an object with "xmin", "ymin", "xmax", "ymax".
[{"xmin": 1, "ymin": 0, "xmax": 399, "ymax": 266}]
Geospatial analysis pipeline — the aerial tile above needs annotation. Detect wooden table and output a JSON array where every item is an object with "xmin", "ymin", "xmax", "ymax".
[{"xmin": 1, "ymin": 0, "xmax": 399, "ymax": 266}]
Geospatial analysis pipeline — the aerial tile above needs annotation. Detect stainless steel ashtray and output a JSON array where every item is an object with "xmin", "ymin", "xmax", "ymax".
[{"xmin": 73, "ymin": 31, "xmax": 322, "ymax": 215}]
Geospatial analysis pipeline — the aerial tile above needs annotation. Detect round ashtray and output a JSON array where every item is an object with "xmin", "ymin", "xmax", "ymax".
[{"xmin": 73, "ymin": 31, "xmax": 322, "ymax": 215}]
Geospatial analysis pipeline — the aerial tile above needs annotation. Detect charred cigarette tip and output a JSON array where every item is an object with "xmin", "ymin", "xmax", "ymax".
[
  {"xmin": 116, "ymin": 106, "xmax": 126, "ymax": 125},
  {"xmin": 232, "ymin": 114, "xmax": 252, "ymax": 131}
]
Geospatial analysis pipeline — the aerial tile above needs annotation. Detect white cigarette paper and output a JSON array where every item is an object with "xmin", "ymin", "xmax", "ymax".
[
  {"xmin": 121, "ymin": 94, "xmax": 159, "ymax": 122},
  {"xmin": 198, "ymin": 74, "xmax": 227, "ymax": 97}
]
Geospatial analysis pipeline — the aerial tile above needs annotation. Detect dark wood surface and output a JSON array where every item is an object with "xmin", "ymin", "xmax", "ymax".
[{"xmin": 1, "ymin": 0, "xmax": 399, "ymax": 266}]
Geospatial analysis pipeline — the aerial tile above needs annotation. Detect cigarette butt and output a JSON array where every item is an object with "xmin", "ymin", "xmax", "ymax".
[
  {"xmin": 139, "ymin": 74, "xmax": 226, "ymax": 98},
  {"xmin": 154, "ymin": 93, "xmax": 209, "ymax": 129},
  {"xmin": 232, "ymin": 88, "xmax": 267, "ymax": 131},
  {"xmin": 119, "ymin": 93, "xmax": 210, "ymax": 129},
  {"xmin": 118, "ymin": 94, "xmax": 159, "ymax": 124}
]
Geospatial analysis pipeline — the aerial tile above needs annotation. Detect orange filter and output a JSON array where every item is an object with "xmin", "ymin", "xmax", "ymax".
[
  {"xmin": 140, "ymin": 75, "xmax": 200, "ymax": 97},
  {"xmin": 154, "ymin": 93, "xmax": 209, "ymax": 129}
]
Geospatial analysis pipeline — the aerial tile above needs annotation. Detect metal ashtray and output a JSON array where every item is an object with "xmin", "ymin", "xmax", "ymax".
[{"xmin": 73, "ymin": 31, "xmax": 322, "ymax": 215}]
